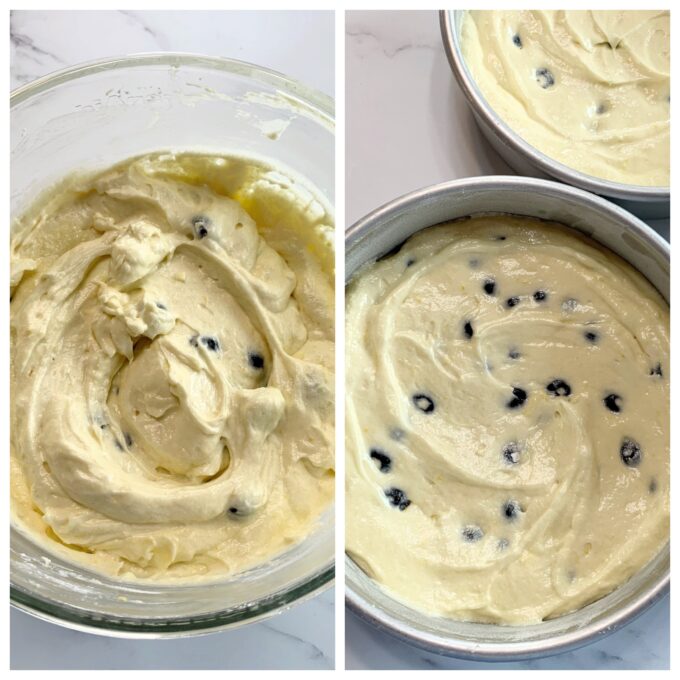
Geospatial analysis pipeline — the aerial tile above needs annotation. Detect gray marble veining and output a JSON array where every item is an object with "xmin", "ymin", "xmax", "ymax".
[
  {"xmin": 11, "ymin": 588, "xmax": 335, "ymax": 670},
  {"xmin": 10, "ymin": 9, "xmax": 333, "ymax": 96}
]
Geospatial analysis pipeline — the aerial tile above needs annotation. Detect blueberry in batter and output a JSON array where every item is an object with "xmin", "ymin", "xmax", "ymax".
[
  {"xmin": 546, "ymin": 379, "xmax": 571, "ymax": 397},
  {"xmin": 413, "ymin": 394, "xmax": 435, "ymax": 414},
  {"xmin": 385, "ymin": 487, "xmax": 411, "ymax": 511},
  {"xmin": 507, "ymin": 386, "xmax": 527, "ymax": 408},
  {"xmin": 620, "ymin": 437, "xmax": 642, "ymax": 467},
  {"xmin": 370, "ymin": 448, "xmax": 392, "ymax": 473}
]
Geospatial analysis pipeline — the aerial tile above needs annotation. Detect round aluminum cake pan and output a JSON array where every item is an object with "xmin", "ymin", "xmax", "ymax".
[
  {"xmin": 439, "ymin": 10, "xmax": 669, "ymax": 221},
  {"xmin": 345, "ymin": 175, "xmax": 669, "ymax": 661}
]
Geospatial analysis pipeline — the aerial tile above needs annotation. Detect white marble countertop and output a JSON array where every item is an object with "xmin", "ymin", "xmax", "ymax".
[
  {"xmin": 345, "ymin": 10, "xmax": 669, "ymax": 671},
  {"xmin": 10, "ymin": 9, "xmax": 334, "ymax": 671}
]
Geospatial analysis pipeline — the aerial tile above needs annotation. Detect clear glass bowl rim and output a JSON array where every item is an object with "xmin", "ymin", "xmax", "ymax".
[{"xmin": 10, "ymin": 51, "xmax": 335, "ymax": 636}]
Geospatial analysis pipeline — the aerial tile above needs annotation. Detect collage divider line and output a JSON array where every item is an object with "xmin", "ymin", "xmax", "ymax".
[{"xmin": 333, "ymin": 6, "xmax": 347, "ymax": 672}]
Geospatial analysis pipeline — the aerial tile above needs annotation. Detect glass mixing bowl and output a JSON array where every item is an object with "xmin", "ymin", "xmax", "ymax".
[{"xmin": 10, "ymin": 53, "xmax": 334, "ymax": 637}]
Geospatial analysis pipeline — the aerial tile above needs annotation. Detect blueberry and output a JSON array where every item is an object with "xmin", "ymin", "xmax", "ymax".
[
  {"xmin": 512, "ymin": 34, "xmax": 522, "ymax": 48},
  {"xmin": 228, "ymin": 507, "xmax": 239, "ymax": 514},
  {"xmin": 596, "ymin": 102, "xmax": 608, "ymax": 115},
  {"xmin": 535, "ymin": 67, "xmax": 555, "ymax": 89},
  {"xmin": 650, "ymin": 363, "xmax": 663, "ymax": 377},
  {"xmin": 370, "ymin": 448, "xmax": 392, "ymax": 473},
  {"xmin": 507, "ymin": 387, "xmax": 527, "ymax": 409},
  {"xmin": 192, "ymin": 215, "xmax": 211, "ymax": 239},
  {"xmin": 200, "ymin": 336, "xmax": 220, "ymax": 352},
  {"xmin": 603, "ymin": 393, "xmax": 621, "ymax": 413},
  {"xmin": 562, "ymin": 298, "xmax": 579, "ymax": 312},
  {"xmin": 124, "ymin": 432, "xmax": 133, "ymax": 447},
  {"xmin": 584, "ymin": 330, "xmax": 599, "ymax": 343},
  {"xmin": 156, "ymin": 302, "xmax": 167, "ymax": 310},
  {"xmin": 390, "ymin": 427, "xmax": 405, "ymax": 441},
  {"xmin": 495, "ymin": 235, "xmax": 507, "ymax": 241},
  {"xmin": 376, "ymin": 241, "xmax": 404, "ymax": 261},
  {"xmin": 546, "ymin": 379, "xmax": 571, "ymax": 397},
  {"xmin": 462, "ymin": 525, "xmax": 484, "ymax": 542},
  {"xmin": 506, "ymin": 296, "xmax": 520, "ymax": 308},
  {"xmin": 406, "ymin": 258, "xmax": 416, "ymax": 267},
  {"xmin": 412, "ymin": 393, "xmax": 435, "ymax": 414},
  {"xmin": 533, "ymin": 290, "xmax": 547, "ymax": 302},
  {"xmin": 483, "ymin": 279, "xmax": 496, "ymax": 295},
  {"xmin": 463, "ymin": 321, "xmax": 474, "ymax": 339},
  {"xmin": 502, "ymin": 500, "xmax": 523, "ymax": 521},
  {"xmin": 502, "ymin": 442, "xmax": 521, "ymax": 464},
  {"xmin": 248, "ymin": 351, "xmax": 264, "ymax": 369},
  {"xmin": 649, "ymin": 478, "xmax": 658, "ymax": 494},
  {"xmin": 620, "ymin": 437, "xmax": 642, "ymax": 467},
  {"xmin": 385, "ymin": 487, "xmax": 411, "ymax": 511},
  {"xmin": 508, "ymin": 349, "xmax": 521, "ymax": 360},
  {"xmin": 189, "ymin": 335, "xmax": 199, "ymax": 348}
]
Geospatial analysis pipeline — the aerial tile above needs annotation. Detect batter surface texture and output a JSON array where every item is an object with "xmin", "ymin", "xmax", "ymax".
[
  {"xmin": 11, "ymin": 152, "xmax": 335, "ymax": 582},
  {"xmin": 461, "ymin": 10, "xmax": 670, "ymax": 186},
  {"xmin": 346, "ymin": 215, "xmax": 669, "ymax": 624}
]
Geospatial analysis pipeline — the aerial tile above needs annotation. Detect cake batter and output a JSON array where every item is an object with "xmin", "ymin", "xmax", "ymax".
[
  {"xmin": 461, "ymin": 10, "xmax": 670, "ymax": 186},
  {"xmin": 11, "ymin": 152, "xmax": 335, "ymax": 582},
  {"xmin": 346, "ymin": 215, "xmax": 669, "ymax": 623}
]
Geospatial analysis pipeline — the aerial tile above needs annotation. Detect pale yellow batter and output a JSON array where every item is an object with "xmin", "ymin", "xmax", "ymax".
[
  {"xmin": 11, "ymin": 152, "xmax": 335, "ymax": 582},
  {"xmin": 461, "ymin": 11, "xmax": 670, "ymax": 186},
  {"xmin": 346, "ymin": 215, "xmax": 669, "ymax": 624}
]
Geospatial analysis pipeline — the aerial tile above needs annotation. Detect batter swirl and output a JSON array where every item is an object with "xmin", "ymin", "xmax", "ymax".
[
  {"xmin": 346, "ymin": 216, "xmax": 668, "ymax": 624},
  {"xmin": 11, "ymin": 152, "xmax": 335, "ymax": 581}
]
